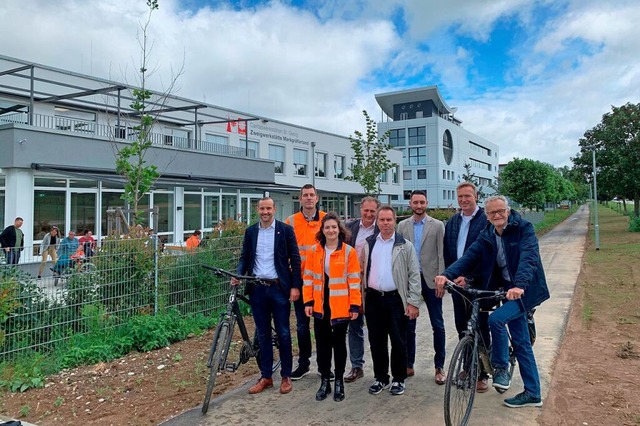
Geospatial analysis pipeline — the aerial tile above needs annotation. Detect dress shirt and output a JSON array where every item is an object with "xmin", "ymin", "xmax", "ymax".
[
  {"xmin": 354, "ymin": 220, "xmax": 375, "ymax": 256},
  {"xmin": 254, "ymin": 220, "xmax": 278, "ymax": 279},
  {"xmin": 368, "ymin": 232, "xmax": 396, "ymax": 291},
  {"xmin": 456, "ymin": 206, "xmax": 479, "ymax": 259},
  {"xmin": 494, "ymin": 232, "xmax": 512, "ymax": 283},
  {"xmin": 412, "ymin": 216, "xmax": 425, "ymax": 272}
]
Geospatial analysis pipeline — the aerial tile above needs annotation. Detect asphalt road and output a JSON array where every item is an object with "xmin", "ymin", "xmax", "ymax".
[{"xmin": 161, "ymin": 206, "xmax": 588, "ymax": 426}]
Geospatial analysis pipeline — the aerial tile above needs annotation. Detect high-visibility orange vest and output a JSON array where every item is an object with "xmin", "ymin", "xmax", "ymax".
[
  {"xmin": 286, "ymin": 210, "xmax": 326, "ymax": 274},
  {"xmin": 302, "ymin": 242, "xmax": 361, "ymax": 323}
]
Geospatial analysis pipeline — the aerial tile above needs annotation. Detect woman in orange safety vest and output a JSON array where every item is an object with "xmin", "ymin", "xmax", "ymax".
[{"xmin": 303, "ymin": 212, "xmax": 361, "ymax": 403}]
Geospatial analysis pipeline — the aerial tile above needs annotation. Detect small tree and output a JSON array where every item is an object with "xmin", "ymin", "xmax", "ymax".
[
  {"xmin": 346, "ymin": 110, "xmax": 398, "ymax": 195},
  {"xmin": 114, "ymin": 0, "xmax": 183, "ymax": 224}
]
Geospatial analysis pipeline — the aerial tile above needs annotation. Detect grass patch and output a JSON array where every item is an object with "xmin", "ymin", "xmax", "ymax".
[
  {"xmin": 534, "ymin": 205, "xmax": 578, "ymax": 236},
  {"xmin": 582, "ymin": 302, "xmax": 593, "ymax": 323}
]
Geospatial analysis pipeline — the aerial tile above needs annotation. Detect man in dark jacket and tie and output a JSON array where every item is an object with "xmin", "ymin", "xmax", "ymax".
[{"xmin": 233, "ymin": 197, "xmax": 302, "ymax": 395}]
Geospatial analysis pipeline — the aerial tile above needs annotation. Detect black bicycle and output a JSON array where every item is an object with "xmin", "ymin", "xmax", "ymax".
[
  {"xmin": 200, "ymin": 265, "xmax": 282, "ymax": 414},
  {"xmin": 443, "ymin": 281, "xmax": 536, "ymax": 426}
]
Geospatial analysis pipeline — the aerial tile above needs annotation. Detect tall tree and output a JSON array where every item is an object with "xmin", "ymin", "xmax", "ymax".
[
  {"xmin": 500, "ymin": 158, "xmax": 552, "ymax": 209},
  {"xmin": 346, "ymin": 110, "xmax": 398, "ymax": 195},
  {"xmin": 573, "ymin": 102, "xmax": 640, "ymax": 217}
]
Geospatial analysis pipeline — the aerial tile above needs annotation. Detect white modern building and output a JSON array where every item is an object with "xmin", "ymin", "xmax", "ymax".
[
  {"xmin": 376, "ymin": 87, "xmax": 499, "ymax": 208},
  {"xmin": 0, "ymin": 55, "xmax": 402, "ymax": 250}
]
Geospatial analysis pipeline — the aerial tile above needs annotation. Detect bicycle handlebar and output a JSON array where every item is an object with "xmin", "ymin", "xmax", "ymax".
[
  {"xmin": 444, "ymin": 280, "xmax": 506, "ymax": 301},
  {"xmin": 201, "ymin": 265, "xmax": 278, "ymax": 286}
]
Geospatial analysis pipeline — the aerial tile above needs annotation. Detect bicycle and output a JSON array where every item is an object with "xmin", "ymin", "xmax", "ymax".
[
  {"xmin": 200, "ymin": 265, "xmax": 282, "ymax": 414},
  {"xmin": 443, "ymin": 280, "xmax": 536, "ymax": 426},
  {"xmin": 52, "ymin": 258, "xmax": 97, "ymax": 286}
]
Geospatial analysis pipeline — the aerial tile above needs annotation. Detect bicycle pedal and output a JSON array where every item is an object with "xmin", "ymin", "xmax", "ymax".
[{"xmin": 225, "ymin": 362, "xmax": 238, "ymax": 372}]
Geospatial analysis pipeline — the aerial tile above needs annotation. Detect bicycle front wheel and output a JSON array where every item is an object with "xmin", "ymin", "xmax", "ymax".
[
  {"xmin": 444, "ymin": 336, "xmax": 479, "ymax": 426},
  {"xmin": 202, "ymin": 321, "xmax": 231, "ymax": 414},
  {"xmin": 253, "ymin": 327, "xmax": 282, "ymax": 373}
]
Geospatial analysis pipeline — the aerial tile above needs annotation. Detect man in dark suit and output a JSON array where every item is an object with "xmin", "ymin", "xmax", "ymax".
[
  {"xmin": 443, "ymin": 182, "xmax": 490, "ymax": 392},
  {"xmin": 233, "ymin": 197, "xmax": 302, "ymax": 395},
  {"xmin": 0, "ymin": 217, "xmax": 24, "ymax": 265}
]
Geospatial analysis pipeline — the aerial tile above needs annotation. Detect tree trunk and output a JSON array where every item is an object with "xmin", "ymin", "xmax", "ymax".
[{"xmin": 634, "ymin": 196, "xmax": 639, "ymax": 218}]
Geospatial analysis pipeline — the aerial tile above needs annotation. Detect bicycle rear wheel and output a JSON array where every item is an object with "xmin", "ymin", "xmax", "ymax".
[
  {"xmin": 444, "ymin": 336, "xmax": 479, "ymax": 426},
  {"xmin": 253, "ymin": 327, "xmax": 282, "ymax": 373},
  {"xmin": 202, "ymin": 321, "xmax": 232, "ymax": 414}
]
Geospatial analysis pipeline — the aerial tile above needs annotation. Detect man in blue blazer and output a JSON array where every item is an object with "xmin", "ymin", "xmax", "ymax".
[{"xmin": 234, "ymin": 197, "xmax": 302, "ymax": 395}]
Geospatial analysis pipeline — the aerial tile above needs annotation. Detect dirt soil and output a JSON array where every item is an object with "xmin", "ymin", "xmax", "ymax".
[{"xmin": 0, "ymin": 324, "xmax": 260, "ymax": 426}]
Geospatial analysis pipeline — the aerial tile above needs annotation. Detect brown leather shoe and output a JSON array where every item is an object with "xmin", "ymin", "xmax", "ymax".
[
  {"xmin": 344, "ymin": 367, "xmax": 364, "ymax": 383},
  {"xmin": 476, "ymin": 378, "xmax": 489, "ymax": 393},
  {"xmin": 406, "ymin": 367, "xmax": 415, "ymax": 377},
  {"xmin": 248, "ymin": 377, "xmax": 273, "ymax": 394},
  {"xmin": 435, "ymin": 368, "xmax": 447, "ymax": 385},
  {"xmin": 280, "ymin": 377, "xmax": 292, "ymax": 394}
]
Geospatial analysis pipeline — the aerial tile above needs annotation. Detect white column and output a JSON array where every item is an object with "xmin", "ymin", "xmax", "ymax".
[
  {"xmin": 4, "ymin": 168, "xmax": 35, "ymax": 248},
  {"xmin": 174, "ymin": 186, "xmax": 184, "ymax": 243}
]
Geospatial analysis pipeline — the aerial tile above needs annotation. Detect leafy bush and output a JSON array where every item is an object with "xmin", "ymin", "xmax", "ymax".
[
  {"xmin": 0, "ymin": 353, "xmax": 46, "ymax": 392},
  {"xmin": 629, "ymin": 216, "xmax": 640, "ymax": 232}
]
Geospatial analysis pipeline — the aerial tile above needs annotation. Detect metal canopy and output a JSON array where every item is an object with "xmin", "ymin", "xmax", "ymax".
[{"xmin": 0, "ymin": 54, "xmax": 263, "ymax": 127}]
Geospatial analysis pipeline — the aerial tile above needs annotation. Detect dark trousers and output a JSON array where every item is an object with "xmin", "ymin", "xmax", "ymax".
[
  {"xmin": 452, "ymin": 290, "xmax": 491, "ymax": 345},
  {"xmin": 314, "ymin": 316, "xmax": 349, "ymax": 379},
  {"xmin": 250, "ymin": 284, "xmax": 293, "ymax": 378},
  {"xmin": 365, "ymin": 290, "xmax": 408, "ymax": 384},
  {"xmin": 406, "ymin": 274, "xmax": 446, "ymax": 369},
  {"xmin": 293, "ymin": 297, "xmax": 312, "ymax": 369}
]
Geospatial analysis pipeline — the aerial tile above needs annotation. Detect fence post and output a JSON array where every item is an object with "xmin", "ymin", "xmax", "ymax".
[{"xmin": 153, "ymin": 233, "xmax": 159, "ymax": 316}]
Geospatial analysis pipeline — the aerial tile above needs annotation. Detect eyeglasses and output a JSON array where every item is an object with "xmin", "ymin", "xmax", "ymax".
[{"xmin": 487, "ymin": 208, "xmax": 508, "ymax": 217}]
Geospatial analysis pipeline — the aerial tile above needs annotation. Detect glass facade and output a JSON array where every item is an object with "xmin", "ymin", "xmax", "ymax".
[
  {"xmin": 389, "ymin": 129, "xmax": 405, "ymax": 147},
  {"xmin": 408, "ymin": 127, "xmax": 426, "ymax": 146},
  {"xmin": 293, "ymin": 148, "xmax": 307, "ymax": 176},
  {"xmin": 184, "ymin": 193, "xmax": 201, "ymax": 231},
  {"xmin": 71, "ymin": 192, "xmax": 96, "ymax": 234}
]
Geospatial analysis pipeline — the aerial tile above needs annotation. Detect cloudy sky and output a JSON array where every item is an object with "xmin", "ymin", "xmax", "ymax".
[{"xmin": 1, "ymin": 0, "xmax": 639, "ymax": 167}]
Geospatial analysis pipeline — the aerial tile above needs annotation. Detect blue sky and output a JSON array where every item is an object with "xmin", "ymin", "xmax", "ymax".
[{"xmin": 1, "ymin": 0, "xmax": 639, "ymax": 167}]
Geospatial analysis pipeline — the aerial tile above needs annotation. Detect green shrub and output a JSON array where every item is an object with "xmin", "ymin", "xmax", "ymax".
[
  {"xmin": 0, "ymin": 353, "xmax": 46, "ymax": 392},
  {"xmin": 629, "ymin": 216, "xmax": 640, "ymax": 232}
]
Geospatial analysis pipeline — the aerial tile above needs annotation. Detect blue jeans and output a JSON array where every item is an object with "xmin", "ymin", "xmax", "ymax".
[
  {"xmin": 249, "ymin": 284, "xmax": 293, "ymax": 378},
  {"xmin": 407, "ymin": 275, "xmax": 446, "ymax": 369},
  {"xmin": 348, "ymin": 313, "xmax": 365, "ymax": 368},
  {"xmin": 293, "ymin": 297, "xmax": 312, "ymax": 369},
  {"xmin": 488, "ymin": 299, "xmax": 541, "ymax": 398},
  {"xmin": 4, "ymin": 249, "xmax": 21, "ymax": 265}
]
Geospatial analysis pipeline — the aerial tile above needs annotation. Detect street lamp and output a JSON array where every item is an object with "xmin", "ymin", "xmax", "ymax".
[{"xmin": 587, "ymin": 145, "xmax": 600, "ymax": 250}]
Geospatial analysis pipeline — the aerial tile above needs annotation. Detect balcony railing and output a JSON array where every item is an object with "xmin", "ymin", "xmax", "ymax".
[{"xmin": 0, "ymin": 112, "xmax": 256, "ymax": 158}]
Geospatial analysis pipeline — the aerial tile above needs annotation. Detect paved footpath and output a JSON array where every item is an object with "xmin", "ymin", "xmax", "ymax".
[{"xmin": 162, "ymin": 206, "xmax": 589, "ymax": 426}]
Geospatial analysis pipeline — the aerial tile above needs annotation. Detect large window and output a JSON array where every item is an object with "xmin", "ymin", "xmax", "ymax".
[
  {"xmin": 101, "ymin": 192, "xmax": 125, "ymax": 235},
  {"xmin": 389, "ymin": 129, "xmax": 406, "ymax": 147},
  {"xmin": 392, "ymin": 166, "xmax": 399, "ymax": 184},
  {"xmin": 469, "ymin": 158, "xmax": 491, "ymax": 171},
  {"xmin": 184, "ymin": 193, "xmax": 201, "ymax": 231},
  {"xmin": 247, "ymin": 140, "xmax": 259, "ymax": 158},
  {"xmin": 315, "ymin": 152, "xmax": 327, "ymax": 178},
  {"xmin": 71, "ymin": 193, "xmax": 96, "ymax": 235},
  {"xmin": 204, "ymin": 194, "xmax": 220, "ymax": 228},
  {"xmin": 154, "ymin": 192, "xmax": 174, "ymax": 233},
  {"xmin": 293, "ymin": 148, "xmax": 307, "ymax": 176},
  {"xmin": 205, "ymin": 133, "xmax": 228, "ymax": 145},
  {"xmin": 408, "ymin": 147, "xmax": 426, "ymax": 165},
  {"xmin": 408, "ymin": 127, "xmax": 426, "ymax": 146},
  {"xmin": 34, "ymin": 190, "xmax": 65, "ymax": 239},
  {"xmin": 269, "ymin": 144, "xmax": 285, "ymax": 174},
  {"xmin": 334, "ymin": 155, "xmax": 345, "ymax": 179},
  {"xmin": 378, "ymin": 170, "xmax": 387, "ymax": 183}
]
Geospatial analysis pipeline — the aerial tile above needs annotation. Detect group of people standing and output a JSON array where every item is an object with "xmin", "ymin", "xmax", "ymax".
[{"xmin": 233, "ymin": 181, "xmax": 549, "ymax": 409}]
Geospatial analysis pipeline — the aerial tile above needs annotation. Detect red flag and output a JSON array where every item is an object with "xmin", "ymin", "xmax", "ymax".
[{"xmin": 237, "ymin": 119, "xmax": 246, "ymax": 135}]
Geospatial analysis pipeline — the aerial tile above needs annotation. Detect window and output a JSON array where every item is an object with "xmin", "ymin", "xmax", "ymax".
[
  {"xmin": 442, "ymin": 170, "xmax": 446, "ymax": 179},
  {"xmin": 71, "ymin": 193, "xmax": 96, "ymax": 236},
  {"xmin": 417, "ymin": 169, "xmax": 426, "ymax": 179},
  {"xmin": 389, "ymin": 129, "xmax": 406, "ymax": 147},
  {"xmin": 408, "ymin": 147, "xmax": 426, "ymax": 165},
  {"xmin": 205, "ymin": 133, "xmax": 228, "ymax": 145},
  {"xmin": 247, "ymin": 140, "xmax": 259, "ymax": 158},
  {"xmin": 33, "ymin": 190, "xmax": 65, "ymax": 240},
  {"xmin": 54, "ymin": 106, "xmax": 95, "ymax": 134},
  {"xmin": 269, "ymin": 144, "xmax": 285, "ymax": 174},
  {"xmin": 378, "ymin": 170, "xmax": 387, "ymax": 183},
  {"xmin": 469, "ymin": 158, "xmax": 491, "ymax": 171},
  {"xmin": 392, "ymin": 166, "xmax": 399, "ymax": 184},
  {"xmin": 403, "ymin": 170, "xmax": 412, "ymax": 180},
  {"xmin": 443, "ymin": 190, "xmax": 447, "ymax": 199},
  {"xmin": 315, "ymin": 152, "xmax": 327, "ymax": 178},
  {"xmin": 334, "ymin": 155, "xmax": 345, "ymax": 179},
  {"xmin": 293, "ymin": 148, "xmax": 308, "ymax": 176},
  {"xmin": 443, "ymin": 130, "xmax": 453, "ymax": 165},
  {"xmin": 154, "ymin": 192, "xmax": 174, "ymax": 233},
  {"xmin": 184, "ymin": 193, "xmax": 202, "ymax": 230},
  {"xmin": 469, "ymin": 141, "xmax": 491, "ymax": 156},
  {"xmin": 408, "ymin": 127, "xmax": 426, "ymax": 146}
]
